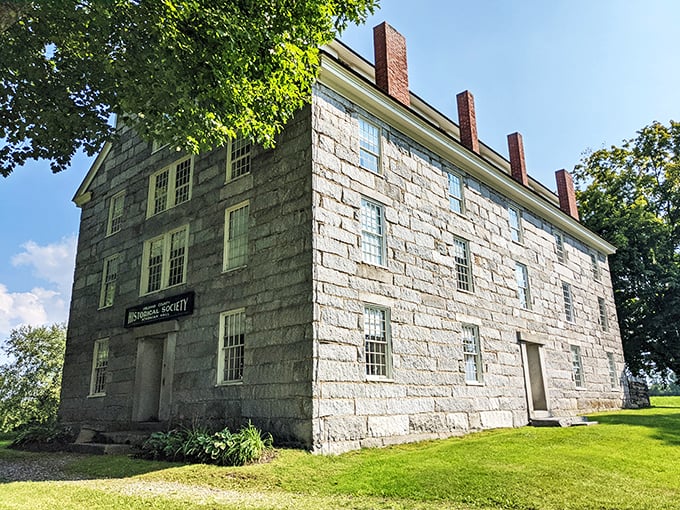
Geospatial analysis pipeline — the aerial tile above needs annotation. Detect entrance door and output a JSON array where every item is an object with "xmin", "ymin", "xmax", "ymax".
[
  {"xmin": 520, "ymin": 340, "xmax": 549, "ymax": 418},
  {"xmin": 132, "ymin": 336, "xmax": 173, "ymax": 422}
]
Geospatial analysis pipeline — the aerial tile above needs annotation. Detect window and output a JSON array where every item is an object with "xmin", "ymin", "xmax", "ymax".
[
  {"xmin": 227, "ymin": 136, "xmax": 251, "ymax": 181},
  {"xmin": 562, "ymin": 281, "xmax": 574, "ymax": 322},
  {"xmin": 218, "ymin": 309, "xmax": 245, "ymax": 384},
  {"xmin": 453, "ymin": 238, "xmax": 473, "ymax": 292},
  {"xmin": 151, "ymin": 140, "xmax": 168, "ymax": 153},
  {"xmin": 598, "ymin": 297, "xmax": 609, "ymax": 331},
  {"xmin": 570, "ymin": 344, "xmax": 584, "ymax": 388},
  {"xmin": 590, "ymin": 252, "xmax": 601, "ymax": 280},
  {"xmin": 99, "ymin": 254, "xmax": 120, "ymax": 308},
  {"xmin": 89, "ymin": 339, "xmax": 109, "ymax": 396},
  {"xmin": 364, "ymin": 306, "xmax": 391, "ymax": 378},
  {"xmin": 224, "ymin": 202, "xmax": 249, "ymax": 271},
  {"xmin": 360, "ymin": 198, "xmax": 385, "ymax": 266},
  {"xmin": 147, "ymin": 156, "xmax": 193, "ymax": 216},
  {"xmin": 508, "ymin": 206, "xmax": 523, "ymax": 243},
  {"xmin": 141, "ymin": 225, "xmax": 189, "ymax": 295},
  {"xmin": 554, "ymin": 230, "xmax": 566, "ymax": 263},
  {"xmin": 447, "ymin": 171, "xmax": 464, "ymax": 213},
  {"xmin": 607, "ymin": 352, "xmax": 618, "ymax": 389},
  {"xmin": 359, "ymin": 118, "xmax": 380, "ymax": 173},
  {"xmin": 106, "ymin": 191, "xmax": 125, "ymax": 236},
  {"xmin": 462, "ymin": 324, "xmax": 482, "ymax": 383},
  {"xmin": 515, "ymin": 262, "xmax": 531, "ymax": 309}
]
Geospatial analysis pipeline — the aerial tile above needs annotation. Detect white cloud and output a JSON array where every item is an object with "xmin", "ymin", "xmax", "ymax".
[
  {"xmin": 12, "ymin": 235, "xmax": 77, "ymax": 295},
  {"xmin": 0, "ymin": 236, "xmax": 76, "ymax": 345}
]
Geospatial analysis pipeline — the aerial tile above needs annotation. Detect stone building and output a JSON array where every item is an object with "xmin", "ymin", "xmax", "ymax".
[{"xmin": 60, "ymin": 23, "xmax": 627, "ymax": 453}]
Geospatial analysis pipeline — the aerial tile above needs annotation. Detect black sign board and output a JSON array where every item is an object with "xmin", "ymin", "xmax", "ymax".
[{"xmin": 124, "ymin": 291, "xmax": 195, "ymax": 328}]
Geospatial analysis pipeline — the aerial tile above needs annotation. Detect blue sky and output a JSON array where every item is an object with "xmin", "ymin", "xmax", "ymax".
[{"xmin": 1, "ymin": 0, "xmax": 679, "ymax": 348}]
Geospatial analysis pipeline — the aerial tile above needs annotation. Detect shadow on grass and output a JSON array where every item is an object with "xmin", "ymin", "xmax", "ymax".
[{"xmin": 595, "ymin": 406, "xmax": 680, "ymax": 447}]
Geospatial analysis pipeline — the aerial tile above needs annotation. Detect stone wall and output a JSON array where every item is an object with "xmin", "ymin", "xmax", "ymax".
[
  {"xmin": 60, "ymin": 108, "xmax": 315, "ymax": 445},
  {"xmin": 309, "ymin": 83, "xmax": 626, "ymax": 453}
]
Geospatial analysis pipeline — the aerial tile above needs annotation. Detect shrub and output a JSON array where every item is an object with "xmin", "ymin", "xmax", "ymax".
[
  {"xmin": 139, "ymin": 422, "xmax": 273, "ymax": 466},
  {"xmin": 10, "ymin": 421, "xmax": 74, "ymax": 451}
]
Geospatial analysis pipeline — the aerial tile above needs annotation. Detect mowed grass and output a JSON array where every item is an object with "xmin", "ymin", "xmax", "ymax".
[{"xmin": 1, "ymin": 397, "xmax": 679, "ymax": 510}]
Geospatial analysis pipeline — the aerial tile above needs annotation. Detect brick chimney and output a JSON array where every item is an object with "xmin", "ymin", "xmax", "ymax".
[
  {"xmin": 373, "ymin": 22, "xmax": 410, "ymax": 106},
  {"xmin": 507, "ymin": 132, "xmax": 528, "ymax": 186},
  {"xmin": 555, "ymin": 169, "xmax": 580, "ymax": 220},
  {"xmin": 456, "ymin": 90, "xmax": 479, "ymax": 154}
]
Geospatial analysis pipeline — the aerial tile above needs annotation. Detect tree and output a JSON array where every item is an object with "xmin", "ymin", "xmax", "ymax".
[
  {"xmin": 0, "ymin": 324, "xmax": 66, "ymax": 432},
  {"xmin": 0, "ymin": 0, "xmax": 378, "ymax": 176},
  {"xmin": 574, "ymin": 121, "xmax": 680, "ymax": 381}
]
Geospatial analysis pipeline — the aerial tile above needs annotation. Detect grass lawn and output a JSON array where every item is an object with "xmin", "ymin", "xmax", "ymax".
[{"xmin": 1, "ymin": 396, "xmax": 679, "ymax": 509}]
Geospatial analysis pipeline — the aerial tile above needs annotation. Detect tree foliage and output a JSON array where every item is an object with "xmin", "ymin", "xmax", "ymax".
[
  {"xmin": 0, "ymin": 0, "xmax": 378, "ymax": 176},
  {"xmin": 574, "ymin": 121, "xmax": 680, "ymax": 380},
  {"xmin": 0, "ymin": 323, "xmax": 66, "ymax": 432}
]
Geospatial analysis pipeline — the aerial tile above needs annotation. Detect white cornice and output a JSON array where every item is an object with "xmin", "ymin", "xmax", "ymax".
[
  {"xmin": 72, "ymin": 141, "xmax": 112, "ymax": 207},
  {"xmin": 317, "ymin": 52, "xmax": 615, "ymax": 255}
]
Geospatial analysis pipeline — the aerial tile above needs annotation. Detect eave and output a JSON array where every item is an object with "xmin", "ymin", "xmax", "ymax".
[
  {"xmin": 317, "ymin": 47, "xmax": 616, "ymax": 256},
  {"xmin": 72, "ymin": 141, "xmax": 112, "ymax": 207}
]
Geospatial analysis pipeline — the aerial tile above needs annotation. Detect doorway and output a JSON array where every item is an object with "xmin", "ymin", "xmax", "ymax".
[
  {"xmin": 519, "ymin": 335, "xmax": 550, "ymax": 418},
  {"xmin": 132, "ymin": 333, "xmax": 176, "ymax": 422}
]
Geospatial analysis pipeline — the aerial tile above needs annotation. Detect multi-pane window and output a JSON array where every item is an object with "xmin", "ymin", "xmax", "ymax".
[
  {"xmin": 147, "ymin": 156, "xmax": 193, "ymax": 216},
  {"xmin": 453, "ymin": 238, "xmax": 472, "ymax": 292},
  {"xmin": 598, "ymin": 297, "xmax": 609, "ymax": 331},
  {"xmin": 462, "ymin": 324, "xmax": 482, "ymax": 383},
  {"xmin": 508, "ymin": 206, "xmax": 523, "ymax": 243},
  {"xmin": 227, "ymin": 136, "xmax": 251, "ymax": 181},
  {"xmin": 590, "ymin": 252, "xmax": 601, "ymax": 281},
  {"xmin": 359, "ymin": 118, "xmax": 380, "ymax": 173},
  {"xmin": 562, "ymin": 281, "xmax": 575, "ymax": 322},
  {"xmin": 570, "ymin": 344, "xmax": 584, "ymax": 388},
  {"xmin": 141, "ymin": 225, "xmax": 189, "ymax": 294},
  {"xmin": 515, "ymin": 262, "xmax": 531, "ymax": 309},
  {"xmin": 224, "ymin": 202, "xmax": 249, "ymax": 271},
  {"xmin": 99, "ymin": 255, "xmax": 120, "ymax": 308},
  {"xmin": 218, "ymin": 309, "xmax": 245, "ymax": 384},
  {"xmin": 607, "ymin": 352, "xmax": 618, "ymax": 389},
  {"xmin": 447, "ymin": 172, "xmax": 464, "ymax": 213},
  {"xmin": 361, "ymin": 198, "xmax": 385, "ymax": 266},
  {"xmin": 554, "ymin": 231, "xmax": 566, "ymax": 263},
  {"xmin": 106, "ymin": 192, "xmax": 125, "ymax": 236},
  {"xmin": 364, "ymin": 306, "xmax": 391, "ymax": 378},
  {"xmin": 89, "ymin": 338, "xmax": 109, "ymax": 396}
]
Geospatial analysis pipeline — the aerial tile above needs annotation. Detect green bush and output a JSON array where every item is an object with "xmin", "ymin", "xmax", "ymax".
[
  {"xmin": 140, "ymin": 422, "xmax": 273, "ymax": 466},
  {"xmin": 10, "ymin": 420, "xmax": 74, "ymax": 450}
]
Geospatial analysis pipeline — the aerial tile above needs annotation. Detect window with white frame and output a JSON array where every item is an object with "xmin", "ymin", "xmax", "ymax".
[
  {"xmin": 462, "ymin": 324, "xmax": 482, "ymax": 383},
  {"xmin": 598, "ymin": 296, "xmax": 609, "ymax": 331},
  {"xmin": 447, "ymin": 171, "xmax": 464, "ymax": 213},
  {"xmin": 151, "ymin": 140, "xmax": 168, "ymax": 153},
  {"xmin": 453, "ymin": 237, "xmax": 472, "ymax": 292},
  {"xmin": 217, "ymin": 308, "xmax": 245, "ymax": 384},
  {"xmin": 360, "ymin": 198, "xmax": 385, "ymax": 265},
  {"xmin": 147, "ymin": 156, "xmax": 193, "ymax": 216},
  {"xmin": 227, "ymin": 136, "xmax": 251, "ymax": 181},
  {"xmin": 223, "ymin": 201, "xmax": 249, "ymax": 271},
  {"xmin": 359, "ymin": 118, "xmax": 380, "ymax": 173},
  {"xmin": 554, "ymin": 230, "xmax": 567, "ymax": 263},
  {"xmin": 364, "ymin": 306, "xmax": 391, "ymax": 378},
  {"xmin": 508, "ymin": 206, "xmax": 523, "ymax": 243},
  {"xmin": 106, "ymin": 191, "xmax": 125, "ymax": 236},
  {"xmin": 141, "ymin": 225, "xmax": 189, "ymax": 295},
  {"xmin": 99, "ymin": 254, "xmax": 120, "ymax": 308},
  {"xmin": 562, "ymin": 281, "xmax": 575, "ymax": 322},
  {"xmin": 590, "ymin": 252, "xmax": 601, "ymax": 281},
  {"xmin": 515, "ymin": 262, "xmax": 531, "ymax": 309},
  {"xmin": 570, "ymin": 344, "xmax": 584, "ymax": 387},
  {"xmin": 607, "ymin": 352, "xmax": 618, "ymax": 389},
  {"xmin": 89, "ymin": 338, "xmax": 109, "ymax": 396}
]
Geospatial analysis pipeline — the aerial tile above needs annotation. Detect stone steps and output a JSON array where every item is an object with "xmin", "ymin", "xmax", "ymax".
[
  {"xmin": 530, "ymin": 416, "xmax": 598, "ymax": 427},
  {"xmin": 70, "ymin": 424, "xmax": 163, "ymax": 455}
]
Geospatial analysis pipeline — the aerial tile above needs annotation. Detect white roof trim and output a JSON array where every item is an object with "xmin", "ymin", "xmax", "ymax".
[
  {"xmin": 317, "ymin": 51, "xmax": 615, "ymax": 255},
  {"xmin": 73, "ymin": 142, "xmax": 112, "ymax": 207}
]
